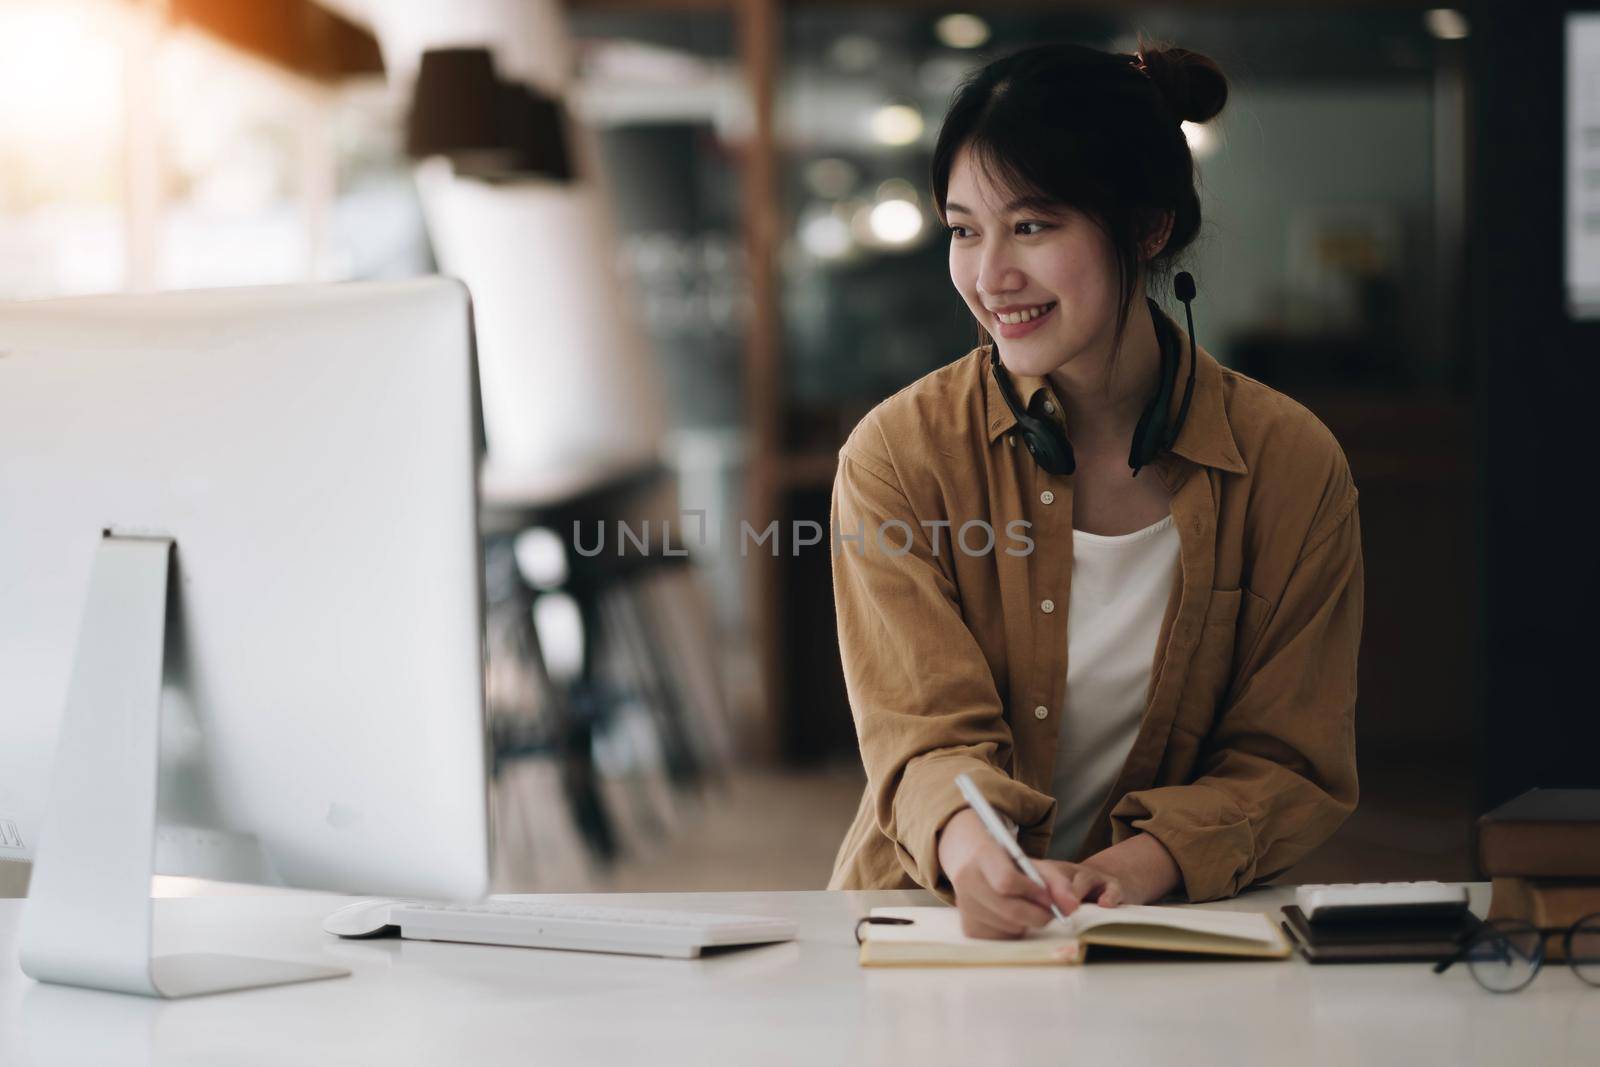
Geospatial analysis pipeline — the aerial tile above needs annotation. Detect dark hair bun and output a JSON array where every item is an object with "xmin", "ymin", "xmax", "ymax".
[{"xmin": 1140, "ymin": 45, "xmax": 1228, "ymax": 125}]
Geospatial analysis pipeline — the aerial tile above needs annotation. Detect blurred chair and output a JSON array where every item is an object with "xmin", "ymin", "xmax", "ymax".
[{"xmin": 482, "ymin": 464, "xmax": 737, "ymax": 881}]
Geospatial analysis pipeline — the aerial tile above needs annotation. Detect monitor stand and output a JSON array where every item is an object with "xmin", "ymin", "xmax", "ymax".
[{"xmin": 18, "ymin": 535, "xmax": 350, "ymax": 998}]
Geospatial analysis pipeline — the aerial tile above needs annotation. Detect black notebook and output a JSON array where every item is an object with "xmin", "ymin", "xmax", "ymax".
[{"xmin": 1280, "ymin": 905, "xmax": 1480, "ymax": 964}]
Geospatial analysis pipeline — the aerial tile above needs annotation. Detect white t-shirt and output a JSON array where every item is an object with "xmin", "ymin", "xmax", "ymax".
[{"xmin": 1046, "ymin": 513, "xmax": 1181, "ymax": 861}]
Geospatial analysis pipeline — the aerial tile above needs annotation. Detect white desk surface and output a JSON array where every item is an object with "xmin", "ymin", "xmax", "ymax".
[{"xmin": 0, "ymin": 883, "xmax": 1594, "ymax": 1067}]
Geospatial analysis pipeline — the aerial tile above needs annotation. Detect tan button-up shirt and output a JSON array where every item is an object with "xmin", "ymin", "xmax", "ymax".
[{"xmin": 825, "ymin": 319, "xmax": 1362, "ymax": 903}]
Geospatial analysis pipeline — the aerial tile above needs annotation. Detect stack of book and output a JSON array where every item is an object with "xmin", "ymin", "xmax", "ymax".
[
  {"xmin": 1480, "ymin": 788, "xmax": 1600, "ymax": 959},
  {"xmin": 1278, "ymin": 883, "xmax": 1478, "ymax": 963}
]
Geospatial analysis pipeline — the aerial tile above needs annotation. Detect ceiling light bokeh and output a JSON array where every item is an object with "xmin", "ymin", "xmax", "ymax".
[
  {"xmin": 800, "ymin": 207, "xmax": 853, "ymax": 260},
  {"xmin": 934, "ymin": 14, "xmax": 990, "ymax": 50},
  {"xmin": 1424, "ymin": 9, "xmax": 1470, "ymax": 41},
  {"xmin": 874, "ymin": 178, "xmax": 919, "ymax": 204},
  {"xmin": 869, "ymin": 104, "xmax": 924, "ymax": 147},
  {"xmin": 868, "ymin": 198, "xmax": 923, "ymax": 246}
]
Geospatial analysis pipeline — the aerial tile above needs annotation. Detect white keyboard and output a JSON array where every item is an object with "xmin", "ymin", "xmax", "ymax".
[
  {"xmin": 389, "ymin": 899, "xmax": 799, "ymax": 959},
  {"xmin": 1294, "ymin": 881, "xmax": 1469, "ymax": 923}
]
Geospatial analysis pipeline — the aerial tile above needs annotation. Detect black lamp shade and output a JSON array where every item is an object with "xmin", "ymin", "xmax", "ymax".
[
  {"xmin": 407, "ymin": 48, "xmax": 502, "ymax": 157},
  {"xmin": 500, "ymin": 83, "xmax": 574, "ymax": 182},
  {"xmin": 408, "ymin": 46, "xmax": 575, "ymax": 182}
]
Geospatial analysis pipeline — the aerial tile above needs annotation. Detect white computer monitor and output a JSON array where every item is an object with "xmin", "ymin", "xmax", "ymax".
[{"xmin": 0, "ymin": 278, "xmax": 491, "ymax": 997}]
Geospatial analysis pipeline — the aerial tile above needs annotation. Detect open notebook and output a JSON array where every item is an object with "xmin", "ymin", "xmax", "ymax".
[{"xmin": 857, "ymin": 904, "xmax": 1292, "ymax": 966}]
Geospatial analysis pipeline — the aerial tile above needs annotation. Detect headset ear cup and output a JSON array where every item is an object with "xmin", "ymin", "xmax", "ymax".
[
  {"xmin": 1015, "ymin": 413, "xmax": 1075, "ymax": 475},
  {"xmin": 990, "ymin": 351, "xmax": 1075, "ymax": 476}
]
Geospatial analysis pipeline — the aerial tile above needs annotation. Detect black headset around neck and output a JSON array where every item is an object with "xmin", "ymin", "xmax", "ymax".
[{"xmin": 988, "ymin": 271, "xmax": 1199, "ymax": 478}]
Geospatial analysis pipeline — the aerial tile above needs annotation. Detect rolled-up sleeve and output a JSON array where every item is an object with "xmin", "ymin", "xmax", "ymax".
[
  {"xmin": 832, "ymin": 441, "xmax": 1055, "ymax": 899},
  {"xmin": 1109, "ymin": 488, "xmax": 1363, "ymax": 902}
]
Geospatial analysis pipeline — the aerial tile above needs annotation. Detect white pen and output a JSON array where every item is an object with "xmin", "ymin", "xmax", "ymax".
[{"xmin": 954, "ymin": 772, "xmax": 1069, "ymax": 924}]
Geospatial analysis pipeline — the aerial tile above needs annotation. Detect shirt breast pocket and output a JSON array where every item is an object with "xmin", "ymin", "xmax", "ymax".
[{"xmin": 1172, "ymin": 587, "xmax": 1243, "ymax": 738}]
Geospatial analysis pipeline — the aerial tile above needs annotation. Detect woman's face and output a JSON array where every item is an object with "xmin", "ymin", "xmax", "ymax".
[{"xmin": 945, "ymin": 144, "xmax": 1123, "ymax": 379}]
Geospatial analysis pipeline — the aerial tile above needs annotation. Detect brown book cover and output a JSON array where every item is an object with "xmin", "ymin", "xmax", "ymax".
[
  {"xmin": 1487, "ymin": 877, "xmax": 1600, "ymax": 925},
  {"xmin": 1486, "ymin": 877, "xmax": 1600, "ymax": 961},
  {"xmin": 1476, "ymin": 788, "xmax": 1600, "ymax": 878}
]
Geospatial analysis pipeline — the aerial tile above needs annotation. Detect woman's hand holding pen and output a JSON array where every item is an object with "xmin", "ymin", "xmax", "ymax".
[{"xmin": 936, "ymin": 808, "xmax": 1145, "ymax": 940}]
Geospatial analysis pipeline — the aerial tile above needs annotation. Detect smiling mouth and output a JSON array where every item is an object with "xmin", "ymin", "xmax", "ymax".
[{"xmin": 993, "ymin": 301, "xmax": 1057, "ymax": 325}]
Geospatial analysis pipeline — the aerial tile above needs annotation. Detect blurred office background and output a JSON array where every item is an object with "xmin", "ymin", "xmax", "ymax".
[{"xmin": 3, "ymin": 0, "xmax": 1596, "ymax": 894}]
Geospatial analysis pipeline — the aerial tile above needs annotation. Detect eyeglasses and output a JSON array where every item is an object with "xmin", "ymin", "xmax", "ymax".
[{"xmin": 1433, "ymin": 913, "xmax": 1600, "ymax": 993}]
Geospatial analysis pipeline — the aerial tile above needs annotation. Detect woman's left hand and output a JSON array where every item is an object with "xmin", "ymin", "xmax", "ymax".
[
  {"xmin": 1045, "ymin": 832, "xmax": 1183, "ymax": 908},
  {"xmin": 1033, "ymin": 860, "xmax": 1128, "ymax": 910}
]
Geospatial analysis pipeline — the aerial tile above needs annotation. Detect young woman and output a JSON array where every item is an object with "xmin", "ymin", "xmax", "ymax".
[{"xmin": 826, "ymin": 41, "xmax": 1363, "ymax": 939}]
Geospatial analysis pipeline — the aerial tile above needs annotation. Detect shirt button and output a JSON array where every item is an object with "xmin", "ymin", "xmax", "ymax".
[
  {"xmin": 1039, "ymin": 490, "xmax": 1055, "ymax": 505},
  {"xmin": 1040, "ymin": 599, "xmax": 1055, "ymax": 614},
  {"xmin": 1043, "ymin": 400, "xmax": 1056, "ymax": 414},
  {"xmin": 1034, "ymin": 705, "xmax": 1049, "ymax": 720},
  {"xmin": 1008, "ymin": 434, "xmax": 1017, "ymax": 448}
]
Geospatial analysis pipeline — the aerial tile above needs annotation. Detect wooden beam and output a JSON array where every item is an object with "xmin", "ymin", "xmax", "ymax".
[
  {"xmin": 735, "ymin": 0, "xmax": 784, "ymax": 761},
  {"xmin": 170, "ymin": 0, "xmax": 383, "ymax": 82}
]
